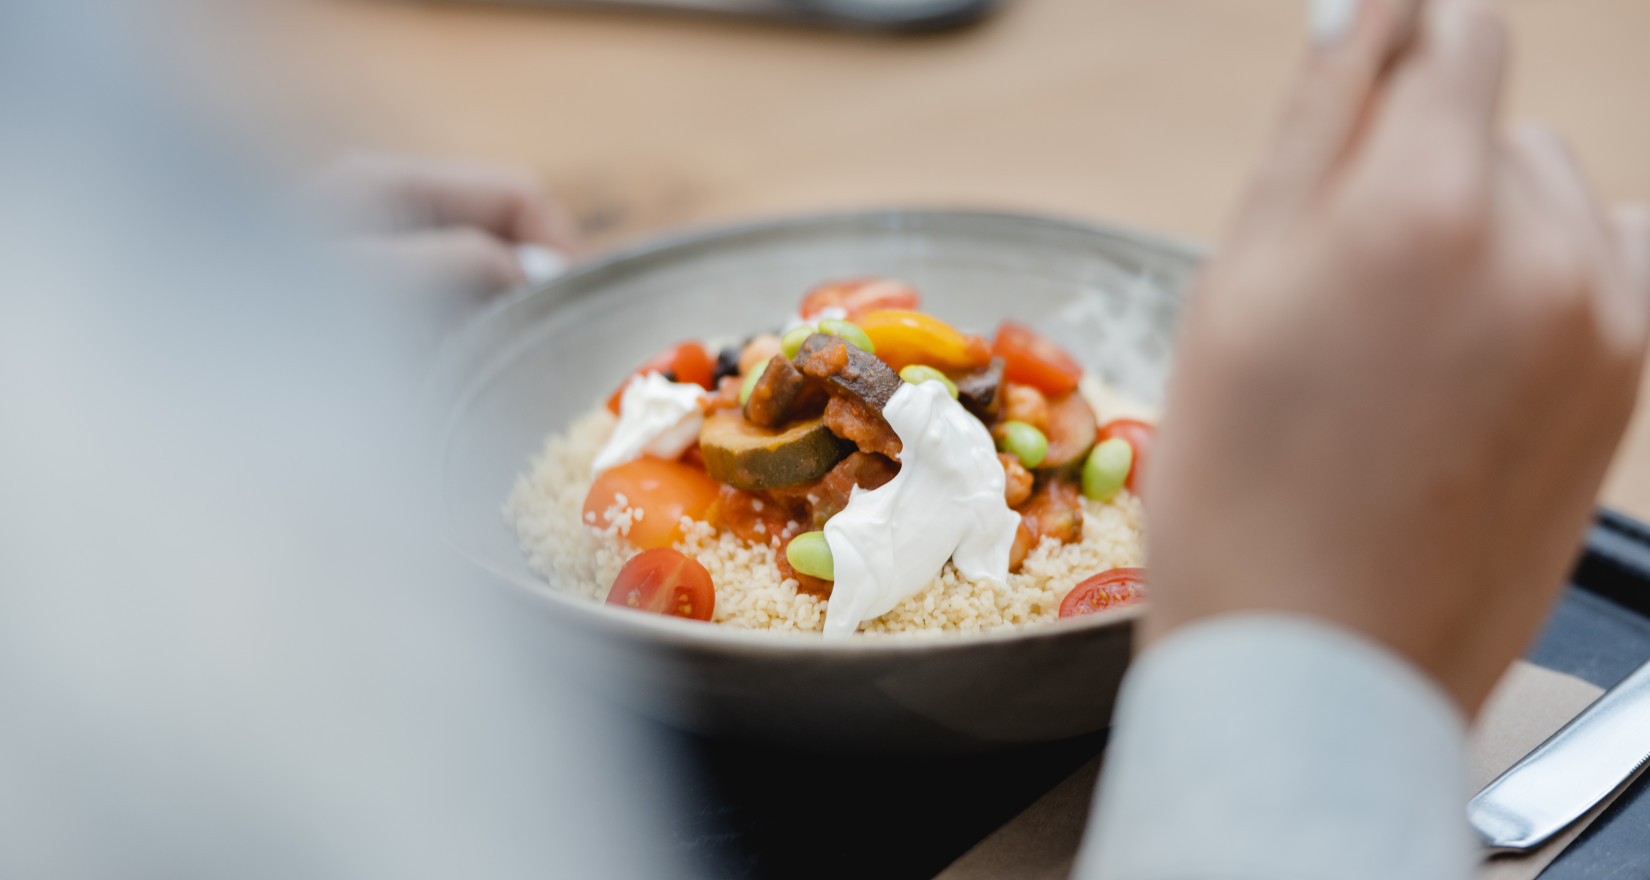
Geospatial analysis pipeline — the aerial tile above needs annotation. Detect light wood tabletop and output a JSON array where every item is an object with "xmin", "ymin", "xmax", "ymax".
[{"xmin": 293, "ymin": 0, "xmax": 1650, "ymax": 517}]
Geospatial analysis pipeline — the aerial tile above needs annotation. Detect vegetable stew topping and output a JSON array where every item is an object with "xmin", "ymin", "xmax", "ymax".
[{"xmin": 589, "ymin": 276, "xmax": 1147, "ymax": 621}]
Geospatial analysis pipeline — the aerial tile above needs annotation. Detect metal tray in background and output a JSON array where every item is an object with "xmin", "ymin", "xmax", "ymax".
[
  {"xmin": 660, "ymin": 509, "xmax": 1650, "ymax": 880},
  {"xmin": 430, "ymin": 0, "xmax": 1003, "ymax": 32}
]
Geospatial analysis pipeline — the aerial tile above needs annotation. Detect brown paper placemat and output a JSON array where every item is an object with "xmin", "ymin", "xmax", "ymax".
[
  {"xmin": 1472, "ymin": 664, "xmax": 1609, "ymax": 880},
  {"xmin": 935, "ymin": 661, "xmax": 1607, "ymax": 880}
]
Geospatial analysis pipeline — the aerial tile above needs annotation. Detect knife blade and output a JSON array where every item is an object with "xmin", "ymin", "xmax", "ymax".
[{"xmin": 1468, "ymin": 657, "xmax": 1650, "ymax": 853}]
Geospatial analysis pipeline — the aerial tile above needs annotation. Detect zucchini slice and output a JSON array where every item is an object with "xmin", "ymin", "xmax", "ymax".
[{"xmin": 700, "ymin": 413, "xmax": 853, "ymax": 491}]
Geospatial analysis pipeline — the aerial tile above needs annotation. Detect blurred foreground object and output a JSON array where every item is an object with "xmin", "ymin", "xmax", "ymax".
[
  {"xmin": 0, "ymin": 3, "xmax": 681, "ymax": 878},
  {"xmin": 1147, "ymin": 0, "xmax": 1650, "ymax": 717},
  {"xmin": 1083, "ymin": 0, "xmax": 1649, "ymax": 876},
  {"xmin": 427, "ymin": 0, "xmax": 1001, "ymax": 31}
]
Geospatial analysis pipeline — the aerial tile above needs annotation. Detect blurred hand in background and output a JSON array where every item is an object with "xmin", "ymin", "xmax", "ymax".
[
  {"xmin": 1146, "ymin": 0, "xmax": 1650, "ymax": 715},
  {"xmin": 310, "ymin": 152, "xmax": 580, "ymax": 300}
]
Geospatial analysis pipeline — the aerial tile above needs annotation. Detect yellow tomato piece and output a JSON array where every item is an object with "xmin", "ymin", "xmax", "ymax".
[{"xmin": 856, "ymin": 310, "xmax": 993, "ymax": 373}]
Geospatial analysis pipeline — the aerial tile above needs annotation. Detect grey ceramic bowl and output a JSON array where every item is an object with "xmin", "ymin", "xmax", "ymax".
[{"xmin": 427, "ymin": 209, "xmax": 1200, "ymax": 753}]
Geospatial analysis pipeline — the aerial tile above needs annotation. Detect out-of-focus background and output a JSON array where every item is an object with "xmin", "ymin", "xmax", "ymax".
[
  {"xmin": 234, "ymin": 0, "xmax": 1650, "ymax": 513},
  {"xmin": 6, "ymin": 2, "xmax": 1648, "ymax": 877},
  {"xmin": 257, "ymin": 0, "xmax": 1645, "ymax": 247}
]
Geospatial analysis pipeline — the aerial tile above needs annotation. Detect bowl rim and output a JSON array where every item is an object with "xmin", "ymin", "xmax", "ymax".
[{"xmin": 428, "ymin": 206, "xmax": 1200, "ymax": 657}]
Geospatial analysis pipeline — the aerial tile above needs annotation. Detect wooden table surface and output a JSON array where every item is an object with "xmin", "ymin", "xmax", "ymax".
[{"xmin": 293, "ymin": 0, "xmax": 1650, "ymax": 517}]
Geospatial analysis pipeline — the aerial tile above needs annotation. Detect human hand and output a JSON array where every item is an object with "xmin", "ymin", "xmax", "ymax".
[
  {"xmin": 311, "ymin": 152, "xmax": 579, "ymax": 299},
  {"xmin": 1144, "ymin": 0, "xmax": 1650, "ymax": 715}
]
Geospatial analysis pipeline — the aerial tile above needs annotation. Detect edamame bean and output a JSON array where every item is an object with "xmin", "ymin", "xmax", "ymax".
[
  {"xmin": 1082, "ymin": 437, "xmax": 1133, "ymax": 502},
  {"xmin": 786, "ymin": 530, "xmax": 834, "ymax": 581},
  {"xmin": 778, "ymin": 323, "xmax": 818, "ymax": 358},
  {"xmin": 998, "ymin": 420, "xmax": 1048, "ymax": 468},
  {"xmin": 738, "ymin": 358, "xmax": 770, "ymax": 406},
  {"xmin": 817, "ymin": 318, "xmax": 876, "ymax": 355},
  {"xmin": 898, "ymin": 364, "xmax": 959, "ymax": 398},
  {"xmin": 780, "ymin": 325, "xmax": 815, "ymax": 360}
]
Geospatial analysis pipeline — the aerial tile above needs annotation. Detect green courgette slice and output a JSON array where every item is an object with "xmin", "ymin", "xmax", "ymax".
[{"xmin": 700, "ymin": 412, "xmax": 853, "ymax": 491}]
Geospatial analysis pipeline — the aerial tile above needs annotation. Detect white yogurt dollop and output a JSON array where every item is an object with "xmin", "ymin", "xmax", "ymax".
[
  {"xmin": 821, "ymin": 381, "xmax": 1021, "ymax": 638},
  {"xmin": 591, "ymin": 373, "xmax": 706, "ymax": 475}
]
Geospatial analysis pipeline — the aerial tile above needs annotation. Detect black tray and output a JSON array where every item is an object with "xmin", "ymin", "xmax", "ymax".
[{"xmin": 661, "ymin": 509, "xmax": 1650, "ymax": 879}]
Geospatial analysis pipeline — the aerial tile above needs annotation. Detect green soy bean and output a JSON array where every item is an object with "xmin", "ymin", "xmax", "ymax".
[
  {"xmin": 898, "ymin": 364, "xmax": 959, "ymax": 398},
  {"xmin": 1083, "ymin": 437, "xmax": 1134, "ymax": 502},
  {"xmin": 786, "ymin": 530, "xmax": 835, "ymax": 581},
  {"xmin": 817, "ymin": 318, "xmax": 875, "ymax": 355},
  {"xmin": 998, "ymin": 420, "xmax": 1048, "ymax": 468},
  {"xmin": 780, "ymin": 325, "xmax": 814, "ymax": 360},
  {"xmin": 738, "ymin": 358, "xmax": 770, "ymax": 406}
]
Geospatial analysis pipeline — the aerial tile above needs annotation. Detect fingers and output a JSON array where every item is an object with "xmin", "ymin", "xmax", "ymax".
[
  {"xmin": 1358, "ymin": 0, "xmax": 1506, "ymax": 197},
  {"xmin": 1618, "ymin": 205, "xmax": 1650, "ymax": 291},
  {"xmin": 395, "ymin": 159, "xmax": 582, "ymax": 256},
  {"xmin": 1614, "ymin": 204, "xmax": 1650, "ymax": 329},
  {"xmin": 318, "ymin": 152, "xmax": 582, "ymax": 256},
  {"xmin": 1508, "ymin": 125, "xmax": 1611, "ymax": 251},
  {"xmin": 350, "ymin": 226, "xmax": 527, "ymax": 299},
  {"xmin": 1507, "ymin": 125, "xmax": 1650, "ymax": 347},
  {"xmin": 1237, "ymin": 0, "xmax": 1417, "ymax": 230},
  {"xmin": 315, "ymin": 152, "xmax": 580, "ymax": 301}
]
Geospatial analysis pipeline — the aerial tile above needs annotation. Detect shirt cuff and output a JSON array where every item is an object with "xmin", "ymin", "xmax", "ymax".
[{"xmin": 1074, "ymin": 613, "xmax": 1475, "ymax": 880}]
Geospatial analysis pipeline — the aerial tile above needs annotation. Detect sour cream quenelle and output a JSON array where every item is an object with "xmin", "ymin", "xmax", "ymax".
[
  {"xmin": 822, "ymin": 380, "xmax": 1022, "ymax": 638},
  {"xmin": 591, "ymin": 373, "xmax": 707, "ymax": 474}
]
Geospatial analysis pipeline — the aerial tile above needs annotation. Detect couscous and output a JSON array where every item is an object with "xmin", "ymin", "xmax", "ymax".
[{"xmin": 504, "ymin": 278, "xmax": 1154, "ymax": 636}]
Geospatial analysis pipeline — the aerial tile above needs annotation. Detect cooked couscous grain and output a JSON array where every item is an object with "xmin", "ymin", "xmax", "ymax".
[{"xmin": 503, "ymin": 377, "xmax": 1148, "ymax": 634}]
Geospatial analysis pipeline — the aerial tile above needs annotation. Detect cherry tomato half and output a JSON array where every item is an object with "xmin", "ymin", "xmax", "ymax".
[
  {"xmin": 799, "ymin": 278, "xmax": 921, "ymax": 321},
  {"xmin": 1096, "ymin": 419, "xmax": 1155, "ymax": 497},
  {"xmin": 584, "ymin": 457, "xmax": 721, "ymax": 549},
  {"xmin": 992, "ymin": 322, "xmax": 1084, "ymax": 397},
  {"xmin": 605, "ymin": 342, "xmax": 716, "ymax": 414},
  {"xmin": 1058, "ymin": 567, "xmax": 1146, "ymax": 618},
  {"xmin": 606, "ymin": 547, "xmax": 715, "ymax": 621}
]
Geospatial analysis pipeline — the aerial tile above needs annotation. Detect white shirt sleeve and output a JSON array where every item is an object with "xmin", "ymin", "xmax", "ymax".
[{"xmin": 1073, "ymin": 613, "xmax": 1477, "ymax": 880}]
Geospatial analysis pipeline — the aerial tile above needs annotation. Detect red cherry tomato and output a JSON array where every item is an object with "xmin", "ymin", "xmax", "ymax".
[
  {"xmin": 583, "ymin": 457, "xmax": 721, "ymax": 549},
  {"xmin": 606, "ymin": 547, "xmax": 715, "ymax": 621},
  {"xmin": 605, "ymin": 342, "xmax": 716, "ymax": 414},
  {"xmin": 1059, "ymin": 567, "xmax": 1146, "ymax": 618},
  {"xmin": 1096, "ymin": 419, "xmax": 1155, "ymax": 496},
  {"xmin": 799, "ymin": 278, "xmax": 921, "ymax": 321},
  {"xmin": 992, "ymin": 322, "xmax": 1084, "ymax": 396}
]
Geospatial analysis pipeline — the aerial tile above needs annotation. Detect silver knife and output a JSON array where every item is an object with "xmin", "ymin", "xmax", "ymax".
[{"xmin": 1468, "ymin": 657, "xmax": 1650, "ymax": 852}]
